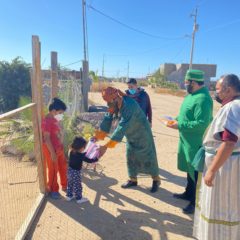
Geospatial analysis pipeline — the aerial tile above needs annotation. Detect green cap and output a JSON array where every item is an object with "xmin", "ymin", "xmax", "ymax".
[{"xmin": 185, "ymin": 69, "xmax": 204, "ymax": 82}]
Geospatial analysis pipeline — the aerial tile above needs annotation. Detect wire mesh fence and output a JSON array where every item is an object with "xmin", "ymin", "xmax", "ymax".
[
  {"xmin": 59, "ymin": 79, "xmax": 82, "ymax": 116},
  {"xmin": 58, "ymin": 73, "xmax": 83, "ymax": 117},
  {"xmin": 41, "ymin": 69, "xmax": 83, "ymax": 116},
  {"xmin": 0, "ymin": 104, "xmax": 45, "ymax": 240}
]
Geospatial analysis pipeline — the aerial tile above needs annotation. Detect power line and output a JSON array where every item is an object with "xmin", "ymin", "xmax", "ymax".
[
  {"xmin": 197, "ymin": 0, "xmax": 208, "ymax": 7},
  {"xmin": 41, "ymin": 57, "xmax": 47, "ymax": 68},
  {"xmin": 204, "ymin": 18, "xmax": 240, "ymax": 33},
  {"xmin": 47, "ymin": 38, "xmax": 191, "ymax": 71},
  {"xmin": 60, "ymin": 39, "xmax": 187, "ymax": 69},
  {"xmin": 168, "ymin": 39, "xmax": 190, "ymax": 62},
  {"xmin": 61, "ymin": 60, "xmax": 82, "ymax": 68},
  {"xmin": 105, "ymin": 40, "xmax": 185, "ymax": 57},
  {"xmin": 87, "ymin": 4, "xmax": 187, "ymax": 40}
]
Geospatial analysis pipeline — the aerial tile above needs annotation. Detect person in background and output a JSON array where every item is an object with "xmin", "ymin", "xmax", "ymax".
[
  {"xmin": 126, "ymin": 78, "xmax": 152, "ymax": 127},
  {"xmin": 95, "ymin": 87, "xmax": 160, "ymax": 193},
  {"xmin": 167, "ymin": 70, "xmax": 213, "ymax": 214},
  {"xmin": 66, "ymin": 137, "xmax": 98, "ymax": 204},
  {"xmin": 194, "ymin": 74, "xmax": 240, "ymax": 240},
  {"xmin": 42, "ymin": 98, "xmax": 67, "ymax": 199}
]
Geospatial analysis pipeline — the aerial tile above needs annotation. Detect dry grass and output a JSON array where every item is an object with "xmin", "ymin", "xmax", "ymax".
[
  {"xmin": 90, "ymin": 82, "xmax": 112, "ymax": 92},
  {"xmin": 154, "ymin": 87, "xmax": 186, "ymax": 97}
]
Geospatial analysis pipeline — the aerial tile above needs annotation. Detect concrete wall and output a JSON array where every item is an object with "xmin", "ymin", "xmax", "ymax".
[
  {"xmin": 160, "ymin": 63, "xmax": 176, "ymax": 76},
  {"xmin": 160, "ymin": 63, "xmax": 217, "ymax": 88}
]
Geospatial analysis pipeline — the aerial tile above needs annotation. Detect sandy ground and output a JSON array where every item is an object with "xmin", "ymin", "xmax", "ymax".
[
  {"xmin": 25, "ymin": 83, "xmax": 219, "ymax": 240},
  {"xmin": 0, "ymin": 152, "xmax": 40, "ymax": 240}
]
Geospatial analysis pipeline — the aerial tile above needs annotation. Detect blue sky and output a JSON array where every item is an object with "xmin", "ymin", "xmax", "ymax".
[{"xmin": 0, "ymin": 0, "xmax": 240, "ymax": 78}]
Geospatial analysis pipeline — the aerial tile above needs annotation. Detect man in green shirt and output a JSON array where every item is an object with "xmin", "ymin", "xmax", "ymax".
[{"xmin": 167, "ymin": 69, "xmax": 213, "ymax": 214}]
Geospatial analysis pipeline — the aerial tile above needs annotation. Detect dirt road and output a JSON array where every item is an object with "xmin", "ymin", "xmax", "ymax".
[{"xmin": 26, "ymin": 83, "xmax": 215, "ymax": 240}]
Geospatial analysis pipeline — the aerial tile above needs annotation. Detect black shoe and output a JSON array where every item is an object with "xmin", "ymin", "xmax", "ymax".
[
  {"xmin": 150, "ymin": 180, "xmax": 160, "ymax": 193},
  {"xmin": 173, "ymin": 192, "xmax": 191, "ymax": 201},
  {"xmin": 182, "ymin": 203, "xmax": 195, "ymax": 214},
  {"xmin": 121, "ymin": 180, "xmax": 137, "ymax": 189}
]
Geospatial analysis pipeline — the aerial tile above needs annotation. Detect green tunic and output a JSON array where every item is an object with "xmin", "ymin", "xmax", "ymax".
[
  {"xmin": 177, "ymin": 87, "xmax": 213, "ymax": 180},
  {"xmin": 100, "ymin": 96, "xmax": 159, "ymax": 177}
]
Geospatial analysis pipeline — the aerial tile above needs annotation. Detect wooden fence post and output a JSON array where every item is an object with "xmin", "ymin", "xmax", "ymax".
[
  {"xmin": 51, "ymin": 51, "xmax": 58, "ymax": 99},
  {"xmin": 31, "ymin": 35, "xmax": 46, "ymax": 193}
]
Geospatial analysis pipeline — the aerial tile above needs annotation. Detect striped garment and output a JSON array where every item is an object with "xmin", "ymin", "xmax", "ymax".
[
  {"xmin": 194, "ymin": 98, "xmax": 240, "ymax": 240},
  {"xmin": 85, "ymin": 141, "xmax": 100, "ymax": 159}
]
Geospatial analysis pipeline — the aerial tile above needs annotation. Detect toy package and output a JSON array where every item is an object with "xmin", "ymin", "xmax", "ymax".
[{"xmin": 85, "ymin": 139, "xmax": 100, "ymax": 160}]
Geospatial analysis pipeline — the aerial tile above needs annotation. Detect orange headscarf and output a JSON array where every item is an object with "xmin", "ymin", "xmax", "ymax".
[{"xmin": 102, "ymin": 87, "xmax": 126, "ymax": 102}]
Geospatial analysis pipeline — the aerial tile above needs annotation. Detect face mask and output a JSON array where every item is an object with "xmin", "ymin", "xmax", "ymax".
[
  {"xmin": 54, "ymin": 113, "xmax": 64, "ymax": 121},
  {"xmin": 129, "ymin": 89, "xmax": 137, "ymax": 95},
  {"xmin": 214, "ymin": 92, "xmax": 223, "ymax": 104},
  {"xmin": 185, "ymin": 84, "xmax": 193, "ymax": 94}
]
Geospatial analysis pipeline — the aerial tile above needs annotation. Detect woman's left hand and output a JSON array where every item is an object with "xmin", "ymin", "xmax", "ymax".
[
  {"xmin": 167, "ymin": 120, "xmax": 178, "ymax": 129},
  {"xmin": 204, "ymin": 169, "xmax": 215, "ymax": 187}
]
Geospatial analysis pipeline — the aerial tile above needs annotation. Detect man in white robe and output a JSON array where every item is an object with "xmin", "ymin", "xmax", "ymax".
[{"xmin": 194, "ymin": 74, "xmax": 240, "ymax": 240}]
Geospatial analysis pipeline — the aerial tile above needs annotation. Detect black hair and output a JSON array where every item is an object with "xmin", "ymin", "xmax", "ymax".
[
  {"xmin": 49, "ymin": 98, "xmax": 67, "ymax": 111},
  {"xmin": 71, "ymin": 137, "xmax": 87, "ymax": 151},
  {"xmin": 221, "ymin": 74, "xmax": 240, "ymax": 93},
  {"xmin": 127, "ymin": 78, "xmax": 137, "ymax": 85}
]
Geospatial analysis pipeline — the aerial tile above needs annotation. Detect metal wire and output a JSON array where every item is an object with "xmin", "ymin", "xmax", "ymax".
[{"xmin": 0, "ymin": 106, "xmax": 42, "ymax": 240}]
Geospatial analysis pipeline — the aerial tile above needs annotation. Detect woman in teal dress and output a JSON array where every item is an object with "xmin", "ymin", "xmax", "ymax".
[{"xmin": 95, "ymin": 87, "xmax": 160, "ymax": 193}]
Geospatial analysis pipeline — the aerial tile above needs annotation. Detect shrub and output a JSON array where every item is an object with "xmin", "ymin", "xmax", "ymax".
[
  {"xmin": 0, "ymin": 57, "xmax": 31, "ymax": 113},
  {"xmin": 149, "ymin": 69, "xmax": 180, "ymax": 91},
  {"xmin": 155, "ymin": 87, "xmax": 186, "ymax": 97},
  {"xmin": 62, "ymin": 114, "xmax": 95, "ymax": 155},
  {"xmin": 138, "ymin": 80, "xmax": 149, "ymax": 87}
]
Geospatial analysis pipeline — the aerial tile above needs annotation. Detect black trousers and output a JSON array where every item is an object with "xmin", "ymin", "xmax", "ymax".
[{"xmin": 185, "ymin": 171, "xmax": 198, "ymax": 205}]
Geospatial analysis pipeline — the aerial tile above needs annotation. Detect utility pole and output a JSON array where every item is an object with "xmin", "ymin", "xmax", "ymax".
[
  {"xmin": 51, "ymin": 51, "xmax": 58, "ymax": 99},
  {"xmin": 127, "ymin": 61, "xmax": 129, "ymax": 82},
  {"xmin": 102, "ymin": 54, "xmax": 105, "ymax": 78},
  {"xmin": 148, "ymin": 66, "xmax": 151, "ymax": 75},
  {"xmin": 82, "ymin": 0, "xmax": 87, "ymax": 61},
  {"xmin": 116, "ymin": 70, "xmax": 120, "ymax": 82},
  {"xmin": 189, "ymin": 7, "xmax": 199, "ymax": 69},
  {"xmin": 82, "ymin": 0, "xmax": 89, "ymax": 111}
]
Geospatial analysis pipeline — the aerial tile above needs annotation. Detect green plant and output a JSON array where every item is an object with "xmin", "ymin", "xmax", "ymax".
[
  {"xmin": 82, "ymin": 123, "xmax": 95, "ymax": 140},
  {"xmin": 19, "ymin": 96, "xmax": 32, "ymax": 120},
  {"xmin": 11, "ymin": 135, "xmax": 34, "ymax": 154},
  {"xmin": 0, "ymin": 57, "xmax": 31, "ymax": 113},
  {"xmin": 138, "ymin": 80, "xmax": 149, "ymax": 87},
  {"xmin": 89, "ymin": 70, "xmax": 99, "ymax": 83},
  {"xmin": 149, "ymin": 70, "xmax": 179, "ymax": 91},
  {"xmin": 62, "ymin": 114, "xmax": 78, "ymax": 155},
  {"xmin": 0, "ymin": 96, "xmax": 34, "ymax": 156},
  {"xmin": 11, "ymin": 97, "xmax": 34, "ymax": 155},
  {"xmin": 62, "ymin": 114, "xmax": 95, "ymax": 155}
]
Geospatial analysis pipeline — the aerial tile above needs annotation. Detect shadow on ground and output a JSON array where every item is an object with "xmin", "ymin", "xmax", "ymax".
[
  {"xmin": 159, "ymin": 168, "xmax": 186, "ymax": 188},
  {"xmin": 27, "ymin": 170, "xmax": 193, "ymax": 240}
]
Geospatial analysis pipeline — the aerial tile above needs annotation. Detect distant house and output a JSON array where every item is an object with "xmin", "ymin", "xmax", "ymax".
[{"xmin": 159, "ymin": 63, "xmax": 217, "ymax": 88}]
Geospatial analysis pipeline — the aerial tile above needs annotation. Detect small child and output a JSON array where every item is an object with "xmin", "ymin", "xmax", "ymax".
[{"xmin": 66, "ymin": 137, "xmax": 98, "ymax": 204}]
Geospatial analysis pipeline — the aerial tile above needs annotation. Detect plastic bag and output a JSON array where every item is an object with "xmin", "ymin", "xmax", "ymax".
[{"xmin": 85, "ymin": 139, "xmax": 100, "ymax": 159}]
